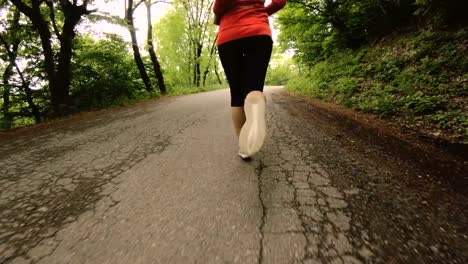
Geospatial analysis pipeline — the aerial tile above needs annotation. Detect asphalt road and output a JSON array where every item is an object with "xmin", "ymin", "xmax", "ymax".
[{"xmin": 1, "ymin": 87, "xmax": 467, "ymax": 263}]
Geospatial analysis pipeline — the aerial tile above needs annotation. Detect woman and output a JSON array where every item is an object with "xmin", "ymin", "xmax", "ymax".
[{"xmin": 213, "ymin": 0, "xmax": 286, "ymax": 160}]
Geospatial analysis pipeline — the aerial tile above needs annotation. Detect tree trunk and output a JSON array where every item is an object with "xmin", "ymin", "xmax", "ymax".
[
  {"xmin": 190, "ymin": 41, "xmax": 196, "ymax": 86},
  {"xmin": 55, "ymin": 8, "xmax": 84, "ymax": 111},
  {"xmin": 10, "ymin": 0, "xmax": 92, "ymax": 116},
  {"xmin": 182, "ymin": 0, "xmax": 216, "ymax": 87},
  {"xmin": 190, "ymin": 42, "xmax": 202, "ymax": 87},
  {"xmin": 195, "ymin": 43, "xmax": 202, "ymax": 87},
  {"xmin": 23, "ymin": 83, "xmax": 41, "ymax": 124},
  {"xmin": 127, "ymin": 0, "xmax": 153, "ymax": 92},
  {"xmin": 214, "ymin": 60, "xmax": 223, "ymax": 85},
  {"xmin": 146, "ymin": 1, "xmax": 166, "ymax": 94},
  {"xmin": 202, "ymin": 37, "xmax": 218, "ymax": 86},
  {"xmin": 33, "ymin": 12, "xmax": 61, "ymax": 112},
  {"xmin": 2, "ymin": 61, "xmax": 14, "ymax": 129}
]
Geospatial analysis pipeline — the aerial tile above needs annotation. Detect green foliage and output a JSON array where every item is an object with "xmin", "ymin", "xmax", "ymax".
[
  {"xmin": 403, "ymin": 92, "xmax": 447, "ymax": 114},
  {"xmin": 356, "ymin": 85, "xmax": 402, "ymax": 117},
  {"xmin": 279, "ymin": 0, "xmax": 468, "ymax": 65},
  {"xmin": 154, "ymin": 2, "xmax": 219, "ymax": 88},
  {"xmin": 285, "ymin": 29, "xmax": 468, "ymax": 137},
  {"xmin": 1, "ymin": 1, "xmax": 224, "ymax": 130},
  {"xmin": 167, "ymin": 84, "xmax": 225, "ymax": 96},
  {"xmin": 70, "ymin": 34, "xmax": 153, "ymax": 111},
  {"xmin": 0, "ymin": 3, "xmax": 49, "ymax": 128},
  {"xmin": 286, "ymin": 76, "xmax": 312, "ymax": 94},
  {"xmin": 154, "ymin": 7, "xmax": 191, "ymax": 86},
  {"xmin": 265, "ymin": 64, "xmax": 295, "ymax": 86},
  {"xmin": 430, "ymin": 110, "xmax": 468, "ymax": 133},
  {"xmin": 279, "ymin": 0, "xmax": 416, "ymax": 64},
  {"xmin": 266, "ymin": 48, "xmax": 299, "ymax": 85}
]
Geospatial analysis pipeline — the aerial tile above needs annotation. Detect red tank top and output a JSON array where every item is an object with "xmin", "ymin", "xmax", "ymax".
[{"xmin": 213, "ymin": 0, "xmax": 286, "ymax": 46}]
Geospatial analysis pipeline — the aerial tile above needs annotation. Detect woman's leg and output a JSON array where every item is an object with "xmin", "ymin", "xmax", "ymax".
[
  {"xmin": 237, "ymin": 36, "xmax": 273, "ymax": 157},
  {"xmin": 240, "ymin": 35, "xmax": 273, "ymax": 102},
  {"xmin": 218, "ymin": 36, "xmax": 273, "ymax": 158},
  {"xmin": 231, "ymin": 106, "xmax": 246, "ymax": 138},
  {"xmin": 218, "ymin": 40, "xmax": 246, "ymax": 137},
  {"xmin": 245, "ymin": 91, "xmax": 265, "ymax": 103}
]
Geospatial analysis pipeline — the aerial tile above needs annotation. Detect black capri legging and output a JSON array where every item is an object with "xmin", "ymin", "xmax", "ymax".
[{"xmin": 218, "ymin": 35, "xmax": 273, "ymax": 107}]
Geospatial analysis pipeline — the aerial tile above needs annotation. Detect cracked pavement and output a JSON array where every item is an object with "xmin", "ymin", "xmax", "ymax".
[{"xmin": 1, "ymin": 87, "xmax": 467, "ymax": 263}]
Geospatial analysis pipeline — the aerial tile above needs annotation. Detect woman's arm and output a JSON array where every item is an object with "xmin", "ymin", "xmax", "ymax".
[{"xmin": 264, "ymin": 0, "xmax": 286, "ymax": 16}]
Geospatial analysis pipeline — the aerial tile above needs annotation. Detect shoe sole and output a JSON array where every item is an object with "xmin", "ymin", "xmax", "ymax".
[
  {"xmin": 238, "ymin": 152, "xmax": 252, "ymax": 162},
  {"xmin": 238, "ymin": 95, "xmax": 266, "ymax": 157}
]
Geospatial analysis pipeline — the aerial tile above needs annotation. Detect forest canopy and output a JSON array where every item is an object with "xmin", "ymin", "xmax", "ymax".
[{"xmin": 0, "ymin": 0, "xmax": 221, "ymax": 129}]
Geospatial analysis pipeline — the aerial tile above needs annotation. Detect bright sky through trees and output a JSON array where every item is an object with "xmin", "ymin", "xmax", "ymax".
[
  {"xmin": 82, "ymin": 0, "xmax": 276, "ymax": 44},
  {"xmin": 83, "ymin": 0, "xmax": 172, "ymax": 44}
]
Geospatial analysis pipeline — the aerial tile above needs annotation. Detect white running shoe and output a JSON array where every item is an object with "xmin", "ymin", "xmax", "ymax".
[
  {"xmin": 238, "ymin": 151, "xmax": 252, "ymax": 162},
  {"xmin": 238, "ymin": 94, "xmax": 266, "ymax": 157}
]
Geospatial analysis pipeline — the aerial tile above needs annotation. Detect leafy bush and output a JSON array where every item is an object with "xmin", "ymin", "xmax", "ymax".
[
  {"xmin": 266, "ymin": 57, "xmax": 298, "ymax": 86},
  {"xmin": 403, "ymin": 92, "xmax": 447, "ymax": 114},
  {"xmin": 279, "ymin": 0, "xmax": 468, "ymax": 67},
  {"xmin": 286, "ymin": 76, "xmax": 315, "ymax": 95},
  {"xmin": 430, "ymin": 110, "xmax": 468, "ymax": 133},
  {"xmin": 285, "ymin": 28, "xmax": 468, "ymax": 138},
  {"xmin": 70, "ymin": 34, "xmax": 149, "ymax": 110},
  {"xmin": 357, "ymin": 96, "xmax": 401, "ymax": 117}
]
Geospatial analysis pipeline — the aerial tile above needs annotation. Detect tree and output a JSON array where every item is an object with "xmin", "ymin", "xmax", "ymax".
[
  {"xmin": 9, "ymin": 0, "xmax": 95, "ymax": 116},
  {"xmin": 153, "ymin": 3, "xmax": 220, "ymax": 88},
  {"xmin": 125, "ymin": 0, "xmax": 153, "ymax": 92},
  {"xmin": 1, "ymin": 4, "xmax": 41, "ymax": 127},
  {"xmin": 153, "ymin": 6, "xmax": 190, "ymax": 86},
  {"xmin": 145, "ymin": 0, "xmax": 168, "ymax": 94},
  {"xmin": 278, "ymin": 0, "xmax": 417, "ymax": 64},
  {"xmin": 265, "ymin": 46, "xmax": 298, "ymax": 85},
  {"xmin": 71, "ymin": 34, "xmax": 143, "ymax": 110},
  {"xmin": 180, "ymin": 0, "xmax": 217, "ymax": 87},
  {"xmin": 201, "ymin": 37, "xmax": 219, "ymax": 86},
  {"xmin": 1, "ymin": 6, "xmax": 21, "ymax": 128}
]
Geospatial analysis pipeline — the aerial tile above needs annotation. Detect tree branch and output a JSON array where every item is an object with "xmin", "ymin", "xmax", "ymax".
[
  {"xmin": 81, "ymin": 0, "xmax": 96, "ymax": 14},
  {"xmin": 0, "ymin": 33, "xmax": 29, "ymax": 91},
  {"xmin": 133, "ymin": 0, "xmax": 145, "ymax": 10},
  {"xmin": 9, "ymin": 0, "xmax": 34, "ymax": 18},
  {"xmin": 45, "ymin": 0, "xmax": 62, "ymax": 39},
  {"xmin": 149, "ymin": 0, "xmax": 173, "ymax": 5}
]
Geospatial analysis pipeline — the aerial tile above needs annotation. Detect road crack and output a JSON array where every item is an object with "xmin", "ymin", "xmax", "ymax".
[{"xmin": 254, "ymin": 160, "xmax": 267, "ymax": 264}]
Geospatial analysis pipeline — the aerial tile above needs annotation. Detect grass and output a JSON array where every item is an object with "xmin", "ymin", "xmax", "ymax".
[
  {"xmin": 166, "ymin": 83, "xmax": 226, "ymax": 96},
  {"xmin": 285, "ymin": 28, "xmax": 468, "ymax": 142}
]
